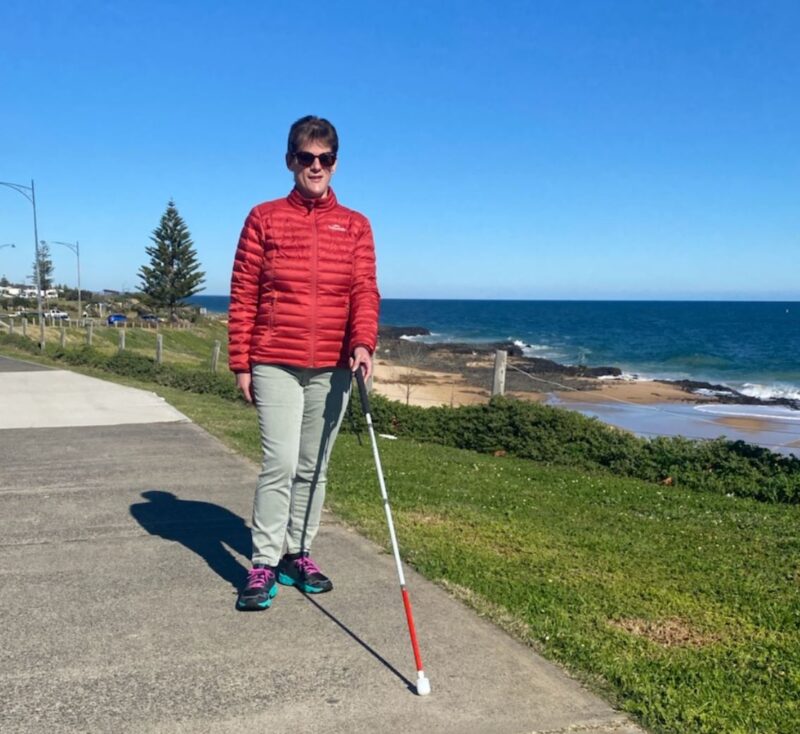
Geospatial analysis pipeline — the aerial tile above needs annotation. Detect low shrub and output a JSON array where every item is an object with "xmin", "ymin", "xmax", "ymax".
[
  {"xmin": 0, "ymin": 332, "xmax": 41, "ymax": 355},
  {"xmin": 346, "ymin": 393, "xmax": 800, "ymax": 504}
]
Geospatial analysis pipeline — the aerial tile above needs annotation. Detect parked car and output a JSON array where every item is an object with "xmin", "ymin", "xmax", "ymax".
[
  {"xmin": 44, "ymin": 308, "xmax": 69, "ymax": 319},
  {"xmin": 140, "ymin": 314, "xmax": 160, "ymax": 324},
  {"xmin": 107, "ymin": 313, "xmax": 127, "ymax": 325}
]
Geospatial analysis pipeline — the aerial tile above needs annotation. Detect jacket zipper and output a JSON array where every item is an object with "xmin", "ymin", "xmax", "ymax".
[{"xmin": 310, "ymin": 207, "xmax": 318, "ymax": 366}]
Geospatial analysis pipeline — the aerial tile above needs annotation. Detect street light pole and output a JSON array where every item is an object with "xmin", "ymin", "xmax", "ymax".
[
  {"xmin": 0, "ymin": 179, "xmax": 45, "ymax": 349},
  {"xmin": 51, "ymin": 240, "xmax": 81, "ymax": 322}
]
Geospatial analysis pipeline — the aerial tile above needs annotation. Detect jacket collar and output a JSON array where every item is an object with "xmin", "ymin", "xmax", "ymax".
[{"xmin": 287, "ymin": 187, "xmax": 338, "ymax": 213}]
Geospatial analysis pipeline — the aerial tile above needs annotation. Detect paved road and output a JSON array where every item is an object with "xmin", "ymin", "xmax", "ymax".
[{"xmin": 0, "ymin": 355, "xmax": 644, "ymax": 733}]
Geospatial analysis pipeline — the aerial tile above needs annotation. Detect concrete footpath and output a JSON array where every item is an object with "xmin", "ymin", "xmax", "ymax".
[{"xmin": 0, "ymin": 355, "xmax": 645, "ymax": 734}]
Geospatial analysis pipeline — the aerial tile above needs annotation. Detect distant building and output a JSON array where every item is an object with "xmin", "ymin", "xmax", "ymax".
[{"xmin": 0, "ymin": 284, "xmax": 59, "ymax": 299}]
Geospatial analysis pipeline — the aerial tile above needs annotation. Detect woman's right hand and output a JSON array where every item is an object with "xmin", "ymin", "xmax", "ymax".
[{"xmin": 236, "ymin": 372, "xmax": 254, "ymax": 403}]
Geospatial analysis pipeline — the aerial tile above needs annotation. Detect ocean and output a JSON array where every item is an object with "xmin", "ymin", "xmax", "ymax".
[{"xmin": 189, "ymin": 296, "xmax": 800, "ymax": 402}]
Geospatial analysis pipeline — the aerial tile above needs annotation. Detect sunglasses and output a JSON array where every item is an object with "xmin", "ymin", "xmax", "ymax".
[{"xmin": 293, "ymin": 151, "xmax": 337, "ymax": 168}]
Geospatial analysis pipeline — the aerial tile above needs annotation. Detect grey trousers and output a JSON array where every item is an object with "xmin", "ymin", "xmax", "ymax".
[{"xmin": 250, "ymin": 364, "xmax": 351, "ymax": 566}]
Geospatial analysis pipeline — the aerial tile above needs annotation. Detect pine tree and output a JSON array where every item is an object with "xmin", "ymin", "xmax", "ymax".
[
  {"xmin": 138, "ymin": 200, "xmax": 205, "ymax": 317},
  {"xmin": 32, "ymin": 241, "xmax": 54, "ymax": 291}
]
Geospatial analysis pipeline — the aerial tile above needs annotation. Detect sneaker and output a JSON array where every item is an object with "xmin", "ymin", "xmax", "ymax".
[
  {"xmin": 277, "ymin": 552, "xmax": 333, "ymax": 593},
  {"xmin": 236, "ymin": 564, "xmax": 278, "ymax": 611}
]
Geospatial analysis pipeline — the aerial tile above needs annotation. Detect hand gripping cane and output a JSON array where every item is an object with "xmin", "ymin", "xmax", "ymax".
[{"xmin": 354, "ymin": 368, "xmax": 431, "ymax": 696}]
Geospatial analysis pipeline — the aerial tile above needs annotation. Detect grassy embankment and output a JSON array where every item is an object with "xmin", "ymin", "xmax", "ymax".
[
  {"xmin": 12, "ymin": 317, "xmax": 230, "ymax": 365},
  {"xmin": 1, "ymin": 321, "xmax": 798, "ymax": 734}
]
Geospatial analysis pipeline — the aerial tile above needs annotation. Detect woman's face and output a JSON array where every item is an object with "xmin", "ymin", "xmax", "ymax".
[{"xmin": 286, "ymin": 139, "xmax": 337, "ymax": 199}]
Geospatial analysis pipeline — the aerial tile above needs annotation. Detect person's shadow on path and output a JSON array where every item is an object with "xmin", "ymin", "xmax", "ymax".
[
  {"xmin": 131, "ymin": 490, "xmax": 415, "ymax": 690},
  {"xmin": 130, "ymin": 490, "xmax": 250, "ymax": 589}
]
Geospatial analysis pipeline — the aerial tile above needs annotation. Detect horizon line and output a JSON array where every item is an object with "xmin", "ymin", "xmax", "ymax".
[{"xmin": 188, "ymin": 295, "xmax": 800, "ymax": 303}]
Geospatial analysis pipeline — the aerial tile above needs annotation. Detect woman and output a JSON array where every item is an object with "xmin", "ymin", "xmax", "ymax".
[{"xmin": 228, "ymin": 115, "xmax": 380, "ymax": 611}]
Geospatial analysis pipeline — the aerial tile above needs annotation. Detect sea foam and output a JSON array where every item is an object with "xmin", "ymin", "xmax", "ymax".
[
  {"xmin": 737, "ymin": 383, "xmax": 800, "ymax": 402},
  {"xmin": 399, "ymin": 332, "xmax": 441, "ymax": 342},
  {"xmin": 694, "ymin": 403, "xmax": 800, "ymax": 422},
  {"xmin": 519, "ymin": 342, "xmax": 555, "ymax": 357},
  {"xmin": 597, "ymin": 372, "xmax": 646, "ymax": 382}
]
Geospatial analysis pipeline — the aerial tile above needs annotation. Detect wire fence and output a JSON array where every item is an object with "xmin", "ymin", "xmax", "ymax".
[{"xmin": 0, "ymin": 317, "xmax": 225, "ymax": 371}]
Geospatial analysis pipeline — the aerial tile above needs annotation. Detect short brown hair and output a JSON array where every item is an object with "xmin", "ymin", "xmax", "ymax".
[{"xmin": 287, "ymin": 115, "xmax": 339, "ymax": 156}]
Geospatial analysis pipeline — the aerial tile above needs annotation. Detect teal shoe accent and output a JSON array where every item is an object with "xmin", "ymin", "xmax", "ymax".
[
  {"xmin": 278, "ymin": 571, "xmax": 327, "ymax": 593},
  {"xmin": 263, "ymin": 583, "xmax": 279, "ymax": 605}
]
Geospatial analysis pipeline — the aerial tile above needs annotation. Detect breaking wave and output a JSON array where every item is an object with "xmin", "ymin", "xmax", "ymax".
[
  {"xmin": 737, "ymin": 383, "xmax": 800, "ymax": 402},
  {"xmin": 694, "ymin": 403, "xmax": 800, "ymax": 422}
]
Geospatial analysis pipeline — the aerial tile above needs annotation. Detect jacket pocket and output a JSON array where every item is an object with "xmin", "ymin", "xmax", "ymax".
[{"xmin": 258, "ymin": 291, "xmax": 276, "ymax": 335}]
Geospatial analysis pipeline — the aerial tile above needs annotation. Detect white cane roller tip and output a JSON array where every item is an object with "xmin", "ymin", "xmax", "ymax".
[{"xmin": 416, "ymin": 674, "xmax": 431, "ymax": 696}]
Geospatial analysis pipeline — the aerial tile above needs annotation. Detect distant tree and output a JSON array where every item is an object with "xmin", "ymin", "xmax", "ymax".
[
  {"xmin": 138, "ymin": 200, "xmax": 205, "ymax": 317},
  {"xmin": 0, "ymin": 275, "xmax": 9, "ymax": 287},
  {"xmin": 32, "ymin": 241, "xmax": 54, "ymax": 291},
  {"xmin": 58, "ymin": 285, "xmax": 91, "ymax": 302}
]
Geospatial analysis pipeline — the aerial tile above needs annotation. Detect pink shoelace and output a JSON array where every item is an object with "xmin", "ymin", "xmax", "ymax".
[
  {"xmin": 246, "ymin": 566, "xmax": 274, "ymax": 589},
  {"xmin": 295, "ymin": 556, "xmax": 322, "ymax": 575}
]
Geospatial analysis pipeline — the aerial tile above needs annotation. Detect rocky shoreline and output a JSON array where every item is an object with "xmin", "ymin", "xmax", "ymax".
[{"xmin": 378, "ymin": 325, "xmax": 800, "ymax": 410}]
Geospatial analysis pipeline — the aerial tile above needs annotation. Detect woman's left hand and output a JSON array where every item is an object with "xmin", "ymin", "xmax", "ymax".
[{"xmin": 350, "ymin": 346, "xmax": 373, "ymax": 381}]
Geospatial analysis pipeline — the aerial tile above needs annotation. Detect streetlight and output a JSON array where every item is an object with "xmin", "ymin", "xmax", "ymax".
[
  {"xmin": 47, "ymin": 240, "xmax": 82, "ymax": 321},
  {"xmin": 0, "ymin": 179, "xmax": 44, "ymax": 348}
]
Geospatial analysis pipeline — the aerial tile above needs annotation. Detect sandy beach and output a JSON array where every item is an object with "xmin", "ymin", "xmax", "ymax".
[{"xmin": 372, "ymin": 360, "xmax": 490, "ymax": 406}]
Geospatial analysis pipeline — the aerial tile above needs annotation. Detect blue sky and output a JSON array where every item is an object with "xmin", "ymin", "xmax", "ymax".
[{"xmin": 1, "ymin": 1, "xmax": 798, "ymax": 299}]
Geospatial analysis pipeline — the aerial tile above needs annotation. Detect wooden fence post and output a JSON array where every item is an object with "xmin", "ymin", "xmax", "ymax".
[
  {"xmin": 9, "ymin": 317, "xmax": 14, "ymax": 335},
  {"xmin": 87, "ymin": 321, "xmax": 93, "ymax": 346},
  {"xmin": 492, "ymin": 348, "xmax": 507, "ymax": 396},
  {"xmin": 211, "ymin": 340, "xmax": 221, "ymax": 372},
  {"xmin": 22, "ymin": 318, "xmax": 27, "ymax": 338},
  {"xmin": 60, "ymin": 323, "xmax": 66, "ymax": 347},
  {"xmin": 118, "ymin": 329, "xmax": 126, "ymax": 352},
  {"xmin": 156, "ymin": 334, "xmax": 163, "ymax": 364}
]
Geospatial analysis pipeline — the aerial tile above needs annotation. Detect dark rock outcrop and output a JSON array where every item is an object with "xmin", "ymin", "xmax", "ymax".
[{"xmin": 514, "ymin": 357, "xmax": 621, "ymax": 378}]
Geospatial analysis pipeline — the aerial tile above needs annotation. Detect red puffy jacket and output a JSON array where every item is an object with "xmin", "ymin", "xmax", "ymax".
[{"xmin": 228, "ymin": 188, "xmax": 380, "ymax": 372}]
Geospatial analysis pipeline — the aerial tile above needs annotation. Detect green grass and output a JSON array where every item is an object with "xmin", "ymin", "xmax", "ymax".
[
  {"xmin": 1, "ymin": 338, "xmax": 798, "ymax": 733},
  {"xmin": 327, "ymin": 437, "xmax": 800, "ymax": 734}
]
